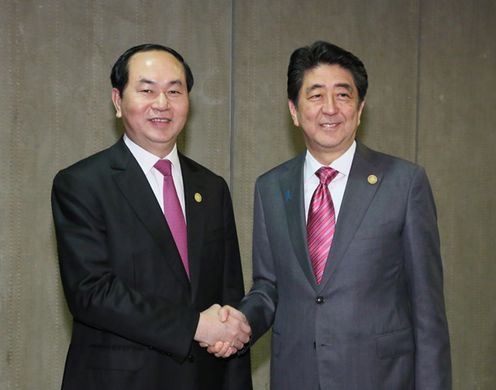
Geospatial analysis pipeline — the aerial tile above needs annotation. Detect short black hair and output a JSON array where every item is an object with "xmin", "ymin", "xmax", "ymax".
[
  {"xmin": 110, "ymin": 43, "xmax": 194, "ymax": 96},
  {"xmin": 287, "ymin": 41, "xmax": 368, "ymax": 105}
]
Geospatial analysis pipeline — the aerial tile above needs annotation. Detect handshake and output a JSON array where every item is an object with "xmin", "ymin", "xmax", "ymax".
[{"xmin": 194, "ymin": 304, "xmax": 251, "ymax": 358}]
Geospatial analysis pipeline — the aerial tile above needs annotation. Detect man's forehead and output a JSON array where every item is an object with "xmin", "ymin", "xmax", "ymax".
[
  {"xmin": 302, "ymin": 64, "xmax": 356, "ymax": 87},
  {"xmin": 128, "ymin": 51, "xmax": 184, "ymax": 76}
]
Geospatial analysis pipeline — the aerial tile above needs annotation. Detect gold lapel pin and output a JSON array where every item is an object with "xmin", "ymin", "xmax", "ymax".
[
  {"xmin": 194, "ymin": 193, "xmax": 202, "ymax": 203},
  {"xmin": 367, "ymin": 175, "xmax": 378, "ymax": 185}
]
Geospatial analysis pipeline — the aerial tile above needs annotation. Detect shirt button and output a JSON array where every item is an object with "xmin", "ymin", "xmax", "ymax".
[{"xmin": 316, "ymin": 296, "xmax": 324, "ymax": 304}]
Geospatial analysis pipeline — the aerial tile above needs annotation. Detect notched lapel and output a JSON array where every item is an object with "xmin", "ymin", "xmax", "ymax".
[
  {"xmin": 280, "ymin": 155, "xmax": 317, "ymax": 287},
  {"xmin": 319, "ymin": 144, "xmax": 383, "ymax": 289},
  {"xmin": 111, "ymin": 142, "xmax": 190, "ymax": 289}
]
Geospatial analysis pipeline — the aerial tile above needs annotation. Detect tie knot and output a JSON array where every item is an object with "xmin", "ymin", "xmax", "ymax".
[
  {"xmin": 316, "ymin": 167, "xmax": 338, "ymax": 185},
  {"xmin": 154, "ymin": 159, "xmax": 172, "ymax": 176}
]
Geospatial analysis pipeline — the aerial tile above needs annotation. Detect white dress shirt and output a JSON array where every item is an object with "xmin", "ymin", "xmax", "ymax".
[
  {"xmin": 304, "ymin": 141, "xmax": 357, "ymax": 222},
  {"xmin": 124, "ymin": 134, "xmax": 186, "ymax": 219}
]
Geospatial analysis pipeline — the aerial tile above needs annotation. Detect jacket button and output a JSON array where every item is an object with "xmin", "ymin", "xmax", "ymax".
[
  {"xmin": 187, "ymin": 354, "xmax": 195, "ymax": 362},
  {"xmin": 316, "ymin": 296, "xmax": 324, "ymax": 304}
]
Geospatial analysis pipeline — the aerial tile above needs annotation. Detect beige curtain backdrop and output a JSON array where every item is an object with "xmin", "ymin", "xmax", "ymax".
[{"xmin": 1, "ymin": 0, "xmax": 494, "ymax": 389}]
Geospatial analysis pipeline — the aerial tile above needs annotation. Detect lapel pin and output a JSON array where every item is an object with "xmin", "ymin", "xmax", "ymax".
[
  {"xmin": 194, "ymin": 193, "xmax": 202, "ymax": 203},
  {"xmin": 284, "ymin": 190, "xmax": 292, "ymax": 202},
  {"xmin": 367, "ymin": 175, "xmax": 378, "ymax": 185}
]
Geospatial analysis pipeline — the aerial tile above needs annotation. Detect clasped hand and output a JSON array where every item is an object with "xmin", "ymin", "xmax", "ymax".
[{"xmin": 194, "ymin": 304, "xmax": 251, "ymax": 358}]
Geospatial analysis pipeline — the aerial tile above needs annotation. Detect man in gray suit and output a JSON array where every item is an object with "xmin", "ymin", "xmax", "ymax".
[{"xmin": 211, "ymin": 41, "xmax": 452, "ymax": 389}]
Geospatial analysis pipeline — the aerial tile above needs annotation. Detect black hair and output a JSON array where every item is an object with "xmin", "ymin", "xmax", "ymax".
[
  {"xmin": 110, "ymin": 43, "xmax": 194, "ymax": 96},
  {"xmin": 287, "ymin": 41, "xmax": 368, "ymax": 105}
]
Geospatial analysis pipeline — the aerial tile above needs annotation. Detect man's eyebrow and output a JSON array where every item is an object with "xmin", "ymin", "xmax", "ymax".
[
  {"xmin": 335, "ymin": 83, "xmax": 354, "ymax": 92},
  {"xmin": 304, "ymin": 82, "xmax": 354, "ymax": 94},
  {"xmin": 168, "ymin": 79, "xmax": 184, "ymax": 87},
  {"xmin": 136, "ymin": 78, "xmax": 184, "ymax": 87},
  {"xmin": 137, "ymin": 78, "xmax": 156, "ymax": 85},
  {"xmin": 305, "ymin": 84, "xmax": 324, "ymax": 94}
]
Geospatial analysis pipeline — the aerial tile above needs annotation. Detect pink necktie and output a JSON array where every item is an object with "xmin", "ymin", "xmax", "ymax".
[
  {"xmin": 154, "ymin": 160, "xmax": 189, "ymax": 278},
  {"xmin": 307, "ymin": 167, "xmax": 338, "ymax": 284}
]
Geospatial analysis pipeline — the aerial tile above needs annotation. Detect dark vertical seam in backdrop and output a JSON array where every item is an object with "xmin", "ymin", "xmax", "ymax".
[
  {"xmin": 5, "ymin": 1, "xmax": 15, "ymax": 388},
  {"xmin": 415, "ymin": 0, "xmax": 422, "ymax": 164},
  {"xmin": 228, "ymin": 0, "xmax": 235, "ymax": 191},
  {"xmin": 9, "ymin": 1, "xmax": 22, "ymax": 386}
]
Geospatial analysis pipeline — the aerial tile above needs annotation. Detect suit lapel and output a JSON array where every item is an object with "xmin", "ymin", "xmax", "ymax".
[
  {"xmin": 179, "ymin": 154, "xmax": 207, "ymax": 300},
  {"xmin": 280, "ymin": 154, "xmax": 317, "ymax": 287},
  {"xmin": 110, "ymin": 139, "xmax": 190, "ymax": 290},
  {"xmin": 318, "ymin": 142, "xmax": 383, "ymax": 290}
]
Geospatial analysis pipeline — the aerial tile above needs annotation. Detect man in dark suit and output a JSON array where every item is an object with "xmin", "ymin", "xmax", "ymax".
[
  {"xmin": 212, "ymin": 41, "xmax": 451, "ymax": 389},
  {"xmin": 52, "ymin": 44, "xmax": 252, "ymax": 390}
]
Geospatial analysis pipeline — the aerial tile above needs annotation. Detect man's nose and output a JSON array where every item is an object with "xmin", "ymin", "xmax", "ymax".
[
  {"xmin": 153, "ymin": 92, "xmax": 169, "ymax": 110},
  {"xmin": 322, "ymin": 95, "xmax": 337, "ymax": 114}
]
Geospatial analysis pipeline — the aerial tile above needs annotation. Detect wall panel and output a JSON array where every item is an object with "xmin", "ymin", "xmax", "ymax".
[
  {"xmin": 1, "ymin": 0, "xmax": 495, "ymax": 389},
  {"xmin": 418, "ymin": 1, "xmax": 496, "ymax": 388}
]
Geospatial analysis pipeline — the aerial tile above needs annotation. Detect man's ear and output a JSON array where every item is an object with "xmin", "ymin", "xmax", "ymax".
[
  {"xmin": 288, "ymin": 99, "xmax": 300, "ymax": 127},
  {"xmin": 357, "ymin": 98, "xmax": 366, "ymax": 127},
  {"xmin": 111, "ymin": 88, "xmax": 122, "ymax": 118}
]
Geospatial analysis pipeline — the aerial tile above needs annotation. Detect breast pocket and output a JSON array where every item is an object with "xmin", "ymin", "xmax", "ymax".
[{"xmin": 353, "ymin": 220, "xmax": 401, "ymax": 241}]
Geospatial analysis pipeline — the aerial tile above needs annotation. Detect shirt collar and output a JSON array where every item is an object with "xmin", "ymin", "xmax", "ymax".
[
  {"xmin": 124, "ymin": 134, "xmax": 181, "ymax": 174},
  {"xmin": 305, "ymin": 140, "xmax": 357, "ymax": 180}
]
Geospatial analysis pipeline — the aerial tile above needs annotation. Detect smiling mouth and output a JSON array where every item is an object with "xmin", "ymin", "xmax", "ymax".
[
  {"xmin": 320, "ymin": 122, "xmax": 340, "ymax": 128},
  {"xmin": 150, "ymin": 118, "xmax": 172, "ymax": 123}
]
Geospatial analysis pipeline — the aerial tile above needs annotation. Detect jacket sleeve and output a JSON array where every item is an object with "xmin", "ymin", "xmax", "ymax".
[
  {"xmin": 403, "ymin": 166, "xmax": 452, "ymax": 389},
  {"xmin": 238, "ymin": 179, "xmax": 278, "ymax": 343}
]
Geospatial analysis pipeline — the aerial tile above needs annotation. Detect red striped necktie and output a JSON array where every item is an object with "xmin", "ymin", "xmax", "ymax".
[{"xmin": 307, "ymin": 167, "xmax": 338, "ymax": 284}]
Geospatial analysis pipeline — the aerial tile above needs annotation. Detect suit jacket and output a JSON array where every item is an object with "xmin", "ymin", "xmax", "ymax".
[
  {"xmin": 239, "ymin": 142, "xmax": 451, "ymax": 390},
  {"xmin": 52, "ymin": 138, "xmax": 252, "ymax": 390}
]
